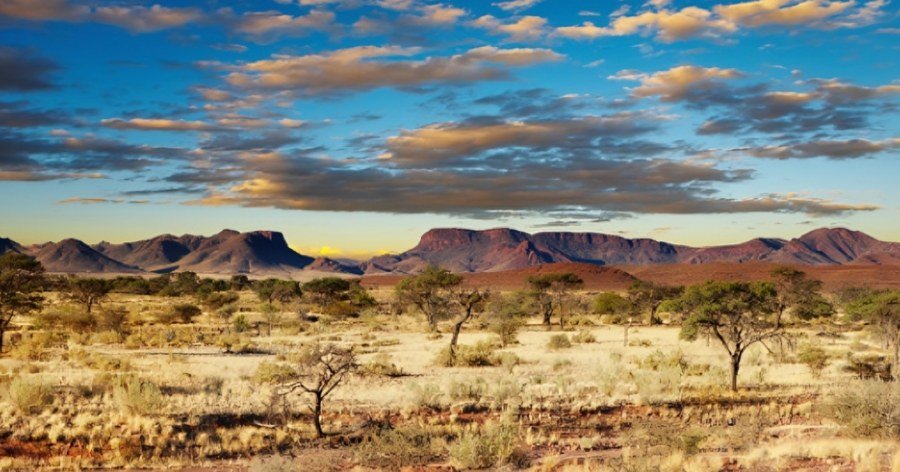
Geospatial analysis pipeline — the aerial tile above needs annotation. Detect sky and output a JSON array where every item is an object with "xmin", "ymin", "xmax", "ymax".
[{"xmin": 0, "ymin": 0, "xmax": 898, "ymax": 259}]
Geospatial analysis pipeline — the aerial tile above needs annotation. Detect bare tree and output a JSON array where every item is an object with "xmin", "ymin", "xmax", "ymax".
[{"xmin": 277, "ymin": 343, "xmax": 357, "ymax": 438}]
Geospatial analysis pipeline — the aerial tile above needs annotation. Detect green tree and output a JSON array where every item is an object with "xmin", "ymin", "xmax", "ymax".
[
  {"xmin": 593, "ymin": 292, "xmax": 631, "ymax": 319},
  {"xmin": 0, "ymin": 254, "xmax": 45, "ymax": 354},
  {"xmin": 230, "ymin": 275, "xmax": 251, "ymax": 291},
  {"xmin": 844, "ymin": 289, "xmax": 900, "ymax": 377},
  {"xmin": 395, "ymin": 266, "xmax": 461, "ymax": 329},
  {"xmin": 65, "ymin": 277, "xmax": 113, "ymax": 314},
  {"xmin": 303, "ymin": 277, "xmax": 352, "ymax": 309},
  {"xmin": 627, "ymin": 280, "xmax": 682, "ymax": 325},
  {"xmin": 677, "ymin": 281, "xmax": 785, "ymax": 391},
  {"xmin": 770, "ymin": 266, "xmax": 833, "ymax": 325},
  {"xmin": 527, "ymin": 272, "xmax": 584, "ymax": 329}
]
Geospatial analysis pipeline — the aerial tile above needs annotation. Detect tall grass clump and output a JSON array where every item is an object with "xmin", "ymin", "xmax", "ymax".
[
  {"xmin": 113, "ymin": 375, "xmax": 164, "ymax": 416},
  {"xmin": 5, "ymin": 375, "xmax": 52, "ymax": 413}
]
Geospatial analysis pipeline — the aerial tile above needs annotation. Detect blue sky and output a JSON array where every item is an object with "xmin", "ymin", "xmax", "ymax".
[{"xmin": 0, "ymin": 0, "xmax": 897, "ymax": 257}]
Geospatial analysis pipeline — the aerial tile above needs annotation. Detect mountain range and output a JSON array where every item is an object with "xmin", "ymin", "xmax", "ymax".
[{"xmin": 0, "ymin": 227, "xmax": 897, "ymax": 276}]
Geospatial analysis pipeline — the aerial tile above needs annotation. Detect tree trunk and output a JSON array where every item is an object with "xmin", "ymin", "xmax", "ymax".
[
  {"xmin": 0, "ymin": 328, "xmax": 4, "ymax": 354},
  {"xmin": 313, "ymin": 394, "xmax": 324, "ymax": 438},
  {"xmin": 449, "ymin": 321, "xmax": 463, "ymax": 365},
  {"xmin": 623, "ymin": 324, "xmax": 629, "ymax": 347},
  {"xmin": 730, "ymin": 354, "xmax": 741, "ymax": 392}
]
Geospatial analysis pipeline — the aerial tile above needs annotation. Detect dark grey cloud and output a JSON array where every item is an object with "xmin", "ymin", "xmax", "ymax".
[{"xmin": 0, "ymin": 47, "xmax": 59, "ymax": 91}]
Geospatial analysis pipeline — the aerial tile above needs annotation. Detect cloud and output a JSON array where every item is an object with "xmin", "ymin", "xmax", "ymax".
[
  {"xmin": 471, "ymin": 15, "xmax": 548, "ymax": 41},
  {"xmin": 618, "ymin": 65, "xmax": 899, "ymax": 137},
  {"xmin": 228, "ymin": 9, "xmax": 335, "ymax": 40},
  {"xmin": 714, "ymin": 0, "xmax": 852, "ymax": 27},
  {"xmin": 382, "ymin": 112, "xmax": 662, "ymax": 165},
  {"xmin": 92, "ymin": 5, "xmax": 202, "ymax": 32},
  {"xmin": 223, "ymin": 45, "xmax": 563, "ymax": 96},
  {"xmin": 0, "ymin": 101, "xmax": 71, "ymax": 128},
  {"xmin": 493, "ymin": 0, "xmax": 542, "ymax": 11},
  {"xmin": 0, "ymin": 0, "xmax": 87, "ymax": 21},
  {"xmin": 555, "ymin": 0, "xmax": 883, "ymax": 42},
  {"xmin": 101, "ymin": 118, "xmax": 217, "ymax": 132},
  {"xmin": 611, "ymin": 65, "xmax": 743, "ymax": 101},
  {"xmin": 0, "ymin": 47, "xmax": 59, "ymax": 91},
  {"xmin": 744, "ymin": 138, "xmax": 900, "ymax": 159}
]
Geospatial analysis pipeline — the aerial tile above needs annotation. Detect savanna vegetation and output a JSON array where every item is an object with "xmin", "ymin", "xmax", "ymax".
[{"xmin": 1, "ymin": 256, "xmax": 899, "ymax": 470}]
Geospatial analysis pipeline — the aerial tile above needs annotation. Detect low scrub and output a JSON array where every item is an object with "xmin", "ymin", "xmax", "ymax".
[
  {"xmin": 4, "ymin": 375, "xmax": 52, "ymax": 413},
  {"xmin": 356, "ymin": 424, "xmax": 448, "ymax": 469},
  {"xmin": 824, "ymin": 380, "xmax": 900, "ymax": 439},
  {"xmin": 449, "ymin": 418, "xmax": 529, "ymax": 470},
  {"xmin": 112, "ymin": 375, "xmax": 164, "ymax": 416},
  {"xmin": 547, "ymin": 334, "xmax": 572, "ymax": 350},
  {"xmin": 434, "ymin": 341, "xmax": 518, "ymax": 367}
]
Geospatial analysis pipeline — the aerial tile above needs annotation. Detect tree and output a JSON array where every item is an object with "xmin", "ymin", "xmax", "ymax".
[
  {"xmin": 395, "ymin": 266, "xmax": 461, "ymax": 330},
  {"xmin": 770, "ymin": 266, "xmax": 833, "ymax": 325},
  {"xmin": 844, "ymin": 289, "xmax": 900, "ymax": 378},
  {"xmin": 169, "ymin": 271, "xmax": 200, "ymax": 296},
  {"xmin": 0, "ymin": 254, "xmax": 45, "ymax": 354},
  {"xmin": 677, "ymin": 281, "xmax": 785, "ymax": 391},
  {"xmin": 593, "ymin": 292, "xmax": 630, "ymax": 318},
  {"xmin": 447, "ymin": 287, "xmax": 490, "ymax": 365},
  {"xmin": 254, "ymin": 279, "xmax": 301, "ymax": 308},
  {"xmin": 276, "ymin": 343, "xmax": 357, "ymax": 438},
  {"xmin": 303, "ymin": 277, "xmax": 352, "ymax": 310},
  {"xmin": 486, "ymin": 292, "xmax": 530, "ymax": 346},
  {"xmin": 65, "ymin": 277, "xmax": 113, "ymax": 314},
  {"xmin": 527, "ymin": 272, "xmax": 584, "ymax": 329},
  {"xmin": 627, "ymin": 280, "xmax": 682, "ymax": 325},
  {"xmin": 230, "ymin": 274, "xmax": 251, "ymax": 291}
]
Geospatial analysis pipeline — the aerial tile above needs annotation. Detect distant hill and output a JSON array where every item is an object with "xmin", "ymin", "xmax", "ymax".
[
  {"xmin": 30, "ymin": 239, "xmax": 141, "ymax": 273},
  {"xmin": 361, "ymin": 227, "xmax": 900, "ymax": 274},
  {"xmin": 1, "ymin": 226, "xmax": 897, "ymax": 277}
]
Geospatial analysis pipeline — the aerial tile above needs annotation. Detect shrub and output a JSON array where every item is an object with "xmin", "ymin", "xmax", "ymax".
[
  {"xmin": 572, "ymin": 330, "xmax": 596, "ymax": 344},
  {"xmin": 824, "ymin": 380, "xmax": 900, "ymax": 439},
  {"xmin": 408, "ymin": 382, "xmax": 445, "ymax": 410},
  {"xmin": 489, "ymin": 317, "xmax": 523, "ymax": 347},
  {"xmin": 797, "ymin": 343, "xmax": 830, "ymax": 378},
  {"xmin": 172, "ymin": 304, "xmax": 201, "ymax": 323},
  {"xmin": 5, "ymin": 375, "xmax": 52, "ymax": 413},
  {"xmin": 356, "ymin": 424, "xmax": 447, "ymax": 469},
  {"xmin": 233, "ymin": 314, "xmax": 250, "ymax": 333},
  {"xmin": 361, "ymin": 353, "xmax": 406, "ymax": 378},
  {"xmin": 95, "ymin": 306, "xmax": 128, "ymax": 335},
  {"xmin": 447, "ymin": 377, "xmax": 488, "ymax": 402},
  {"xmin": 35, "ymin": 306, "xmax": 95, "ymax": 331},
  {"xmin": 254, "ymin": 361, "xmax": 296, "ymax": 384},
  {"xmin": 449, "ymin": 418, "xmax": 528, "ymax": 470},
  {"xmin": 112, "ymin": 376, "xmax": 164, "ymax": 416},
  {"xmin": 434, "ymin": 341, "xmax": 508, "ymax": 367},
  {"xmin": 547, "ymin": 334, "xmax": 572, "ymax": 350},
  {"xmin": 9, "ymin": 331, "xmax": 66, "ymax": 361}
]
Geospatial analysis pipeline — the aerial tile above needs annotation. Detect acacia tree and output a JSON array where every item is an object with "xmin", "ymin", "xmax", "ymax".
[
  {"xmin": 844, "ymin": 289, "xmax": 900, "ymax": 377},
  {"xmin": 627, "ymin": 280, "xmax": 682, "ymax": 325},
  {"xmin": 447, "ymin": 287, "xmax": 490, "ymax": 365},
  {"xmin": 0, "ymin": 254, "xmax": 45, "ymax": 354},
  {"xmin": 276, "ymin": 343, "xmax": 357, "ymax": 438},
  {"xmin": 677, "ymin": 281, "xmax": 785, "ymax": 391},
  {"xmin": 65, "ymin": 277, "xmax": 113, "ymax": 314},
  {"xmin": 395, "ymin": 266, "xmax": 461, "ymax": 330},
  {"xmin": 770, "ymin": 266, "xmax": 833, "ymax": 326},
  {"xmin": 527, "ymin": 272, "xmax": 584, "ymax": 329},
  {"xmin": 303, "ymin": 277, "xmax": 352, "ymax": 310}
]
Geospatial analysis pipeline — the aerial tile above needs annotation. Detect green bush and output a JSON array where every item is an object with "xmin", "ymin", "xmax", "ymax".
[
  {"xmin": 547, "ymin": 334, "xmax": 572, "ymax": 350},
  {"xmin": 797, "ymin": 343, "xmax": 830, "ymax": 378}
]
